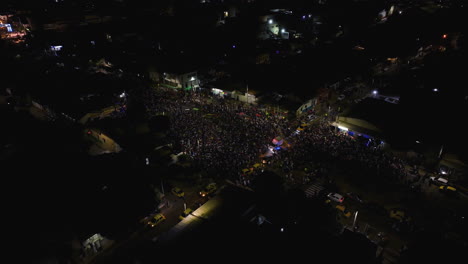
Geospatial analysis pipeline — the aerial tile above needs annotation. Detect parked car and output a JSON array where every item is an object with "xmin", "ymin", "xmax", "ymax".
[
  {"xmin": 346, "ymin": 192, "xmax": 364, "ymax": 203},
  {"xmin": 179, "ymin": 208, "xmax": 194, "ymax": 220},
  {"xmin": 430, "ymin": 176, "xmax": 448, "ymax": 185},
  {"xmin": 336, "ymin": 205, "xmax": 352, "ymax": 218},
  {"xmin": 389, "ymin": 209, "xmax": 406, "ymax": 222},
  {"xmin": 171, "ymin": 187, "xmax": 185, "ymax": 198},
  {"xmin": 327, "ymin": 192, "xmax": 344, "ymax": 203},
  {"xmin": 439, "ymin": 185, "xmax": 457, "ymax": 192},
  {"xmin": 199, "ymin": 183, "xmax": 217, "ymax": 197},
  {"xmin": 147, "ymin": 213, "xmax": 166, "ymax": 227}
]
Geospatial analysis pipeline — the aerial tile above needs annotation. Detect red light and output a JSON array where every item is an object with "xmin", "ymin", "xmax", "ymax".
[
  {"xmin": 442, "ymin": 34, "xmax": 447, "ymax": 39},
  {"xmin": 87, "ymin": 130, "xmax": 92, "ymax": 135}
]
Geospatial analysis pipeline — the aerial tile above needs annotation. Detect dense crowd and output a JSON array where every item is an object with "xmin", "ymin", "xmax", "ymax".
[
  {"xmin": 280, "ymin": 120, "xmax": 408, "ymax": 182},
  {"xmin": 143, "ymin": 87, "xmax": 290, "ymax": 180},
  {"xmin": 142, "ymin": 87, "xmax": 408, "ymax": 186}
]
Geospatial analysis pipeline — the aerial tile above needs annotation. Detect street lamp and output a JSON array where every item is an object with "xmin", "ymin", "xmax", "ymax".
[
  {"xmin": 433, "ymin": 88, "xmax": 438, "ymax": 92},
  {"xmin": 281, "ymin": 28, "xmax": 285, "ymax": 33},
  {"xmin": 352, "ymin": 211, "xmax": 359, "ymax": 230},
  {"xmin": 372, "ymin": 90, "xmax": 378, "ymax": 95},
  {"xmin": 268, "ymin": 19, "xmax": 273, "ymax": 24}
]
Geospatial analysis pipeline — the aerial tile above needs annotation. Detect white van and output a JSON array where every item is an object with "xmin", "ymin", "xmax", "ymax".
[
  {"xmin": 327, "ymin": 192, "xmax": 344, "ymax": 203},
  {"xmin": 430, "ymin": 177, "xmax": 448, "ymax": 185}
]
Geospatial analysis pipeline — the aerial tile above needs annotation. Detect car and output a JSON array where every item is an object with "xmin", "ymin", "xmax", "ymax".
[
  {"xmin": 439, "ymin": 185, "xmax": 456, "ymax": 191},
  {"xmin": 346, "ymin": 192, "xmax": 364, "ymax": 203},
  {"xmin": 327, "ymin": 192, "xmax": 344, "ymax": 203},
  {"xmin": 171, "ymin": 187, "xmax": 185, "ymax": 198},
  {"xmin": 336, "ymin": 205, "xmax": 352, "ymax": 218},
  {"xmin": 430, "ymin": 176, "xmax": 448, "ymax": 185},
  {"xmin": 200, "ymin": 183, "xmax": 217, "ymax": 197},
  {"xmin": 179, "ymin": 208, "xmax": 194, "ymax": 220},
  {"xmin": 439, "ymin": 185, "xmax": 457, "ymax": 195},
  {"xmin": 296, "ymin": 123, "xmax": 308, "ymax": 132},
  {"xmin": 147, "ymin": 213, "xmax": 165, "ymax": 227},
  {"xmin": 389, "ymin": 209, "xmax": 408, "ymax": 222}
]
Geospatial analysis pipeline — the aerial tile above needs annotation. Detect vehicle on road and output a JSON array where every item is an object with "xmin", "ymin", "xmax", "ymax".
[
  {"xmin": 439, "ymin": 185, "xmax": 456, "ymax": 192},
  {"xmin": 327, "ymin": 192, "xmax": 344, "ymax": 203},
  {"xmin": 171, "ymin": 187, "xmax": 185, "ymax": 198},
  {"xmin": 336, "ymin": 205, "xmax": 352, "ymax": 218},
  {"xmin": 389, "ymin": 209, "xmax": 410, "ymax": 222},
  {"xmin": 200, "ymin": 183, "xmax": 217, "ymax": 197},
  {"xmin": 430, "ymin": 177, "xmax": 448, "ymax": 185},
  {"xmin": 296, "ymin": 123, "xmax": 308, "ymax": 132},
  {"xmin": 179, "ymin": 208, "xmax": 194, "ymax": 220},
  {"xmin": 148, "ymin": 213, "xmax": 166, "ymax": 227},
  {"xmin": 346, "ymin": 192, "xmax": 364, "ymax": 203}
]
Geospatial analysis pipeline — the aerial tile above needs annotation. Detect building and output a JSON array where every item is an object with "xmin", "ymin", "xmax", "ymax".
[{"xmin": 162, "ymin": 71, "xmax": 200, "ymax": 90}]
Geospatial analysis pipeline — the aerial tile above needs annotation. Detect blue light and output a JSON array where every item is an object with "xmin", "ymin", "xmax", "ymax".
[
  {"xmin": 362, "ymin": 134, "xmax": 371, "ymax": 139},
  {"xmin": 275, "ymin": 147, "xmax": 281, "ymax": 150},
  {"xmin": 0, "ymin": 23, "xmax": 13, "ymax": 32}
]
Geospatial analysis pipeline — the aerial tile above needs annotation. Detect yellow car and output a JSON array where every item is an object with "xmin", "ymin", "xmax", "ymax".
[
  {"xmin": 439, "ymin": 185, "xmax": 457, "ymax": 192},
  {"xmin": 179, "ymin": 208, "xmax": 194, "ymax": 220},
  {"xmin": 171, "ymin": 187, "xmax": 185, "ymax": 198},
  {"xmin": 336, "ymin": 205, "xmax": 352, "ymax": 218},
  {"xmin": 296, "ymin": 123, "xmax": 308, "ymax": 131},
  {"xmin": 147, "ymin": 213, "xmax": 166, "ymax": 227},
  {"xmin": 389, "ymin": 209, "xmax": 406, "ymax": 222},
  {"xmin": 199, "ymin": 183, "xmax": 217, "ymax": 197}
]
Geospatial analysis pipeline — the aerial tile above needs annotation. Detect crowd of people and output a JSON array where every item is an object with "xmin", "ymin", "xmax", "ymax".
[
  {"xmin": 143, "ymin": 87, "xmax": 290, "ymax": 180},
  {"xmin": 142, "ymin": 86, "xmax": 409, "ymax": 188},
  {"xmin": 279, "ymin": 120, "xmax": 408, "ymax": 183}
]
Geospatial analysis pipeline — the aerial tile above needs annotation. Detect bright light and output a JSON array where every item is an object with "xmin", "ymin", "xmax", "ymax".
[
  {"xmin": 119, "ymin": 92, "xmax": 126, "ymax": 98},
  {"xmin": 190, "ymin": 76, "xmax": 195, "ymax": 81},
  {"xmin": 280, "ymin": 228, "xmax": 284, "ymax": 232},
  {"xmin": 302, "ymin": 15, "xmax": 306, "ymax": 19},
  {"xmin": 281, "ymin": 28, "xmax": 285, "ymax": 33},
  {"xmin": 433, "ymin": 88, "xmax": 438, "ymax": 92},
  {"xmin": 442, "ymin": 34, "xmax": 447, "ymax": 39},
  {"xmin": 373, "ymin": 90, "xmax": 378, "ymax": 95},
  {"xmin": 399, "ymin": 11, "xmax": 402, "ymax": 14},
  {"xmin": 232, "ymin": 45, "xmax": 236, "ymax": 48},
  {"xmin": 338, "ymin": 126, "xmax": 348, "ymax": 131},
  {"xmin": 416, "ymin": 140, "xmax": 420, "ymax": 144},
  {"xmin": 268, "ymin": 19, "xmax": 273, "ymax": 24}
]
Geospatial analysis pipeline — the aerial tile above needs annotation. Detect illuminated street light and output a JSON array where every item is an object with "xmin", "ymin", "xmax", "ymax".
[
  {"xmin": 352, "ymin": 211, "xmax": 359, "ymax": 230},
  {"xmin": 372, "ymin": 90, "xmax": 378, "ymax": 95},
  {"xmin": 281, "ymin": 28, "xmax": 285, "ymax": 33},
  {"xmin": 433, "ymin": 88, "xmax": 438, "ymax": 92},
  {"xmin": 268, "ymin": 19, "xmax": 273, "ymax": 24},
  {"xmin": 416, "ymin": 140, "xmax": 420, "ymax": 144}
]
